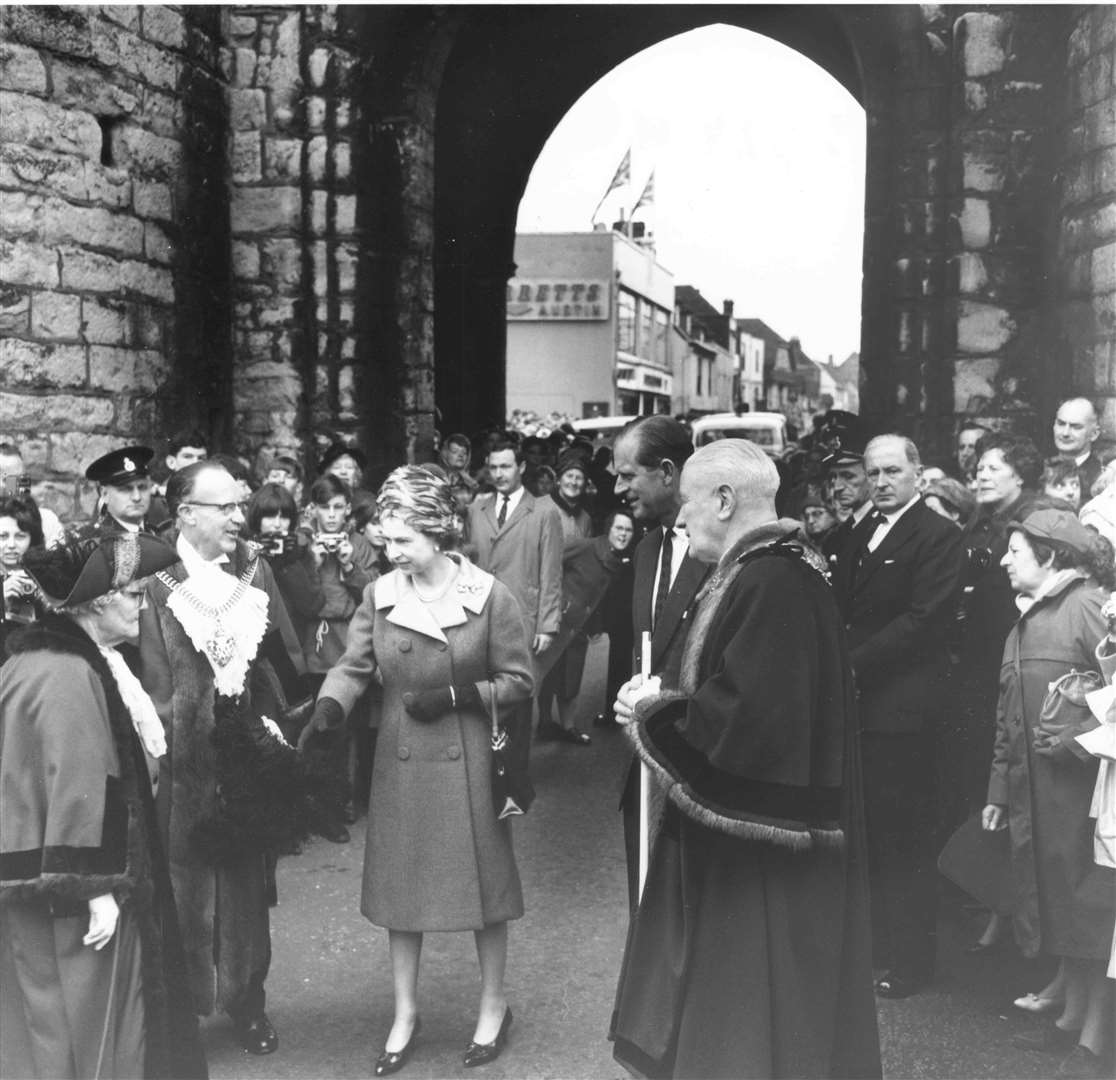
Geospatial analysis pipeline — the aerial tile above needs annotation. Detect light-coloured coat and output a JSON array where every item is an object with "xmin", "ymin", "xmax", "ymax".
[
  {"xmin": 319, "ymin": 555, "xmax": 534, "ymax": 930},
  {"xmin": 467, "ymin": 490, "xmax": 563, "ymax": 641}
]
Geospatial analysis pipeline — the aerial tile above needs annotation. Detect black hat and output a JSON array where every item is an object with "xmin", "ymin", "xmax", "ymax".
[
  {"xmin": 555, "ymin": 450, "xmax": 589, "ymax": 478},
  {"xmin": 85, "ymin": 445, "xmax": 154, "ymax": 486},
  {"xmin": 319, "ymin": 442, "xmax": 367, "ymax": 473},
  {"xmin": 816, "ymin": 411, "xmax": 867, "ymax": 466},
  {"xmin": 23, "ymin": 534, "xmax": 178, "ymax": 607}
]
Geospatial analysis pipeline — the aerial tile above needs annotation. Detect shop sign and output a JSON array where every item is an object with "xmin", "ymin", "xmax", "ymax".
[{"xmin": 506, "ymin": 279, "xmax": 610, "ymax": 320}]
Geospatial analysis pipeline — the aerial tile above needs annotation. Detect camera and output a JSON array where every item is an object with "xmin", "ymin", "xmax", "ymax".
[
  {"xmin": 314, "ymin": 532, "xmax": 346, "ymax": 554},
  {"xmin": 250, "ymin": 534, "xmax": 294, "ymax": 558},
  {"xmin": 1, "ymin": 474, "xmax": 32, "ymax": 498}
]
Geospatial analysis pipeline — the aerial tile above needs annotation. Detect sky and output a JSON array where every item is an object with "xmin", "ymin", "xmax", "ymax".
[{"xmin": 516, "ymin": 24, "xmax": 866, "ymax": 365}]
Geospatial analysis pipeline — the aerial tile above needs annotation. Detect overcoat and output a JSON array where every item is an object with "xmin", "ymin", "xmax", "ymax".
[
  {"xmin": 987, "ymin": 570, "xmax": 1114, "ymax": 960},
  {"xmin": 610, "ymin": 523, "xmax": 880, "ymax": 1080},
  {"xmin": 319, "ymin": 555, "xmax": 534, "ymax": 930}
]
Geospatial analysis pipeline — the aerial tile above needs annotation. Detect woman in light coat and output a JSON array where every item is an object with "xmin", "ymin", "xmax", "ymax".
[{"xmin": 302, "ymin": 466, "xmax": 533, "ymax": 1075}]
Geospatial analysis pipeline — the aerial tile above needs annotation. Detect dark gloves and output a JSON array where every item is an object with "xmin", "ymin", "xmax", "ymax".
[
  {"xmin": 1032, "ymin": 731, "xmax": 1076, "ymax": 762},
  {"xmin": 402, "ymin": 683, "xmax": 483, "ymax": 723},
  {"xmin": 297, "ymin": 697, "xmax": 345, "ymax": 751}
]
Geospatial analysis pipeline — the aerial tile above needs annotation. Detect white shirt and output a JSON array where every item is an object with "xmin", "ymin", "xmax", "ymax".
[
  {"xmin": 865, "ymin": 494, "xmax": 920, "ymax": 553},
  {"xmin": 496, "ymin": 485, "xmax": 526, "ymax": 523},
  {"xmin": 850, "ymin": 500, "xmax": 873, "ymax": 527},
  {"xmin": 650, "ymin": 524, "xmax": 689, "ymax": 605},
  {"xmin": 176, "ymin": 533, "xmax": 230, "ymax": 572}
]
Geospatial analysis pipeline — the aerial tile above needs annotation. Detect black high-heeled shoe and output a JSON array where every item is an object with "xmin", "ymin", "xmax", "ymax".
[
  {"xmin": 375, "ymin": 1017, "xmax": 421, "ymax": 1076},
  {"xmin": 463, "ymin": 1007, "xmax": 512, "ymax": 1068}
]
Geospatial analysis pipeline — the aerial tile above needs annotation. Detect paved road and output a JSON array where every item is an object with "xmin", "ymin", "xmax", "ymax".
[{"xmin": 205, "ymin": 639, "xmax": 1064, "ymax": 1079}]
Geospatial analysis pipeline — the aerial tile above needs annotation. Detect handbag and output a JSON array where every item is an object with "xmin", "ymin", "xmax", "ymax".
[
  {"xmin": 1037, "ymin": 668, "xmax": 1103, "ymax": 739},
  {"xmin": 489, "ymin": 681, "xmax": 535, "ymax": 820}
]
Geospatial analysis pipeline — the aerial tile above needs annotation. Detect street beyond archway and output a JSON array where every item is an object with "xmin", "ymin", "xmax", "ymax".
[{"xmin": 207, "ymin": 641, "xmax": 1063, "ymax": 1080}]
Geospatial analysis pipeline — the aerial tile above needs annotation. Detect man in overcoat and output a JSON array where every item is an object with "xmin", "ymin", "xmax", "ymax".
[
  {"xmin": 832, "ymin": 434, "xmax": 965, "ymax": 998},
  {"xmin": 611, "ymin": 416, "xmax": 709, "ymax": 908},
  {"xmin": 468, "ymin": 440, "xmax": 563, "ymax": 773},
  {"xmin": 611, "ymin": 439, "xmax": 880, "ymax": 1079},
  {"xmin": 136, "ymin": 461, "xmax": 304, "ymax": 1055}
]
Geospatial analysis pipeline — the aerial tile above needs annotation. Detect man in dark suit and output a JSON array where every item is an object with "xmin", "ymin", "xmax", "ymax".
[
  {"xmin": 611, "ymin": 416, "xmax": 709, "ymax": 908},
  {"xmin": 814, "ymin": 411, "xmax": 873, "ymax": 568},
  {"xmin": 1052, "ymin": 396, "xmax": 1104, "ymax": 498},
  {"xmin": 833, "ymin": 434, "xmax": 965, "ymax": 998}
]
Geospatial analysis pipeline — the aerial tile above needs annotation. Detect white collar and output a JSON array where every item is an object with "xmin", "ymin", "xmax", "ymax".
[
  {"xmin": 851, "ymin": 501, "xmax": 873, "ymax": 525},
  {"xmin": 497, "ymin": 486, "xmax": 526, "ymax": 516},
  {"xmin": 111, "ymin": 516, "xmax": 141, "ymax": 533},
  {"xmin": 176, "ymin": 533, "xmax": 230, "ymax": 572},
  {"xmin": 1076, "ymin": 449, "xmax": 1093, "ymax": 467},
  {"xmin": 878, "ymin": 493, "xmax": 920, "ymax": 524}
]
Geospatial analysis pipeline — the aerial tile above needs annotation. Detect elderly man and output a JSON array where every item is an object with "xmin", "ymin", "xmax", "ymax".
[
  {"xmin": 136, "ymin": 461, "xmax": 304, "ymax": 1055},
  {"xmin": 610, "ymin": 440, "xmax": 880, "ymax": 1080},
  {"xmin": 70, "ymin": 445, "xmax": 163, "ymax": 539},
  {"xmin": 1053, "ymin": 396, "xmax": 1104, "ymax": 497}
]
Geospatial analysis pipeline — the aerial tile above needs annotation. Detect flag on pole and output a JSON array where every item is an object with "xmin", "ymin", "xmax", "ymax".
[
  {"xmin": 632, "ymin": 169, "xmax": 655, "ymax": 216},
  {"xmin": 592, "ymin": 148, "xmax": 631, "ymax": 223}
]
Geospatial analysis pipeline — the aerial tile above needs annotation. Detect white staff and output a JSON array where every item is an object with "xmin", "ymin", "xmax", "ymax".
[{"xmin": 638, "ymin": 631, "xmax": 653, "ymax": 900}]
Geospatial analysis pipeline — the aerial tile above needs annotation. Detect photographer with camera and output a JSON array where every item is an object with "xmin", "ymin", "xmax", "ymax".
[{"xmin": 0, "ymin": 495, "xmax": 46, "ymax": 649}]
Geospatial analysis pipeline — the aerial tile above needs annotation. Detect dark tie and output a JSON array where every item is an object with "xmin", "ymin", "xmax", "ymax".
[
  {"xmin": 652, "ymin": 528, "xmax": 674, "ymax": 631},
  {"xmin": 497, "ymin": 495, "xmax": 509, "ymax": 528}
]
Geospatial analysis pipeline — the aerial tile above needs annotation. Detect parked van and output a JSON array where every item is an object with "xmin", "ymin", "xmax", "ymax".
[
  {"xmin": 570, "ymin": 415, "xmax": 639, "ymax": 444},
  {"xmin": 689, "ymin": 412, "xmax": 788, "ymax": 457}
]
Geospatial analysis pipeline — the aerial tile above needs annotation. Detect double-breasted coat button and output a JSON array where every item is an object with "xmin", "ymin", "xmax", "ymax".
[
  {"xmin": 398, "ymin": 746, "xmax": 411, "ymax": 760},
  {"xmin": 402, "ymin": 691, "xmax": 415, "ymax": 707},
  {"xmin": 446, "ymin": 745, "xmax": 461, "ymax": 760},
  {"xmin": 399, "ymin": 640, "xmax": 412, "ymax": 652}
]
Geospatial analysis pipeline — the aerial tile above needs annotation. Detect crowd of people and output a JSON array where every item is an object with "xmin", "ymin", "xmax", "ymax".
[{"xmin": 0, "ymin": 394, "xmax": 1113, "ymax": 1080}]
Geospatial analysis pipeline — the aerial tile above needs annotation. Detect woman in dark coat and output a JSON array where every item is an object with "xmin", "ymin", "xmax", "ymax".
[
  {"xmin": 982, "ymin": 508, "xmax": 1115, "ymax": 1074},
  {"xmin": 302, "ymin": 466, "xmax": 534, "ymax": 1075},
  {"xmin": 0, "ymin": 535, "xmax": 206, "ymax": 1079}
]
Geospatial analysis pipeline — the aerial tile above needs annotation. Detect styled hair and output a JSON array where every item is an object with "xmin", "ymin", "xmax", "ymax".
[
  {"xmin": 686, "ymin": 439, "xmax": 780, "ymax": 505},
  {"xmin": 209, "ymin": 452, "xmax": 252, "ymax": 486},
  {"xmin": 167, "ymin": 461, "xmax": 231, "ymax": 518},
  {"xmin": 246, "ymin": 483, "xmax": 298, "ymax": 533},
  {"xmin": 443, "ymin": 433, "xmax": 471, "ymax": 453},
  {"xmin": 1041, "ymin": 456, "xmax": 1079, "ymax": 487},
  {"xmin": 618, "ymin": 415, "xmax": 694, "ymax": 471},
  {"xmin": 1022, "ymin": 530, "xmax": 1115, "ymax": 591},
  {"xmin": 352, "ymin": 499, "xmax": 380, "ymax": 534},
  {"xmin": 268, "ymin": 454, "xmax": 303, "ymax": 480},
  {"xmin": 604, "ymin": 507, "xmax": 636, "ymax": 537},
  {"xmin": 167, "ymin": 429, "xmax": 208, "ymax": 456},
  {"xmin": 309, "ymin": 474, "xmax": 351, "ymax": 505},
  {"xmin": 0, "ymin": 494, "xmax": 44, "ymax": 549},
  {"xmin": 864, "ymin": 433, "xmax": 922, "ymax": 467},
  {"xmin": 487, "ymin": 440, "xmax": 525, "ymax": 466},
  {"xmin": 377, "ymin": 465, "xmax": 462, "ymax": 546},
  {"xmin": 957, "ymin": 421, "xmax": 990, "ymax": 438},
  {"xmin": 975, "ymin": 433, "xmax": 1043, "ymax": 490}
]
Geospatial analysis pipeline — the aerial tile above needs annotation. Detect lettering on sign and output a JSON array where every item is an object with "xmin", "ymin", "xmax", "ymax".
[{"xmin": 506, "ymin": 279, "xmax": 610, "ymax": 320}]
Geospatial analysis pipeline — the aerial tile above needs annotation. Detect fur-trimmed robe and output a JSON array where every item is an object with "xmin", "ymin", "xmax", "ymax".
[
  {"xmin": 0, "ymin": 615, "xmax": 206, "ymax": 1079},
  {"xmin": 137, "ymin": 538, "xmax": 304, "ymax": 1017},
  {"xmin": 610, "ymin": 522, "xmax": 880, "ymax": 1080}
]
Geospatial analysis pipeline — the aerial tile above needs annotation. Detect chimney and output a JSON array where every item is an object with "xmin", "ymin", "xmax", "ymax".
[{"xmin": 723, "ymin": 300, "xmax": 734, "ymax": 316}]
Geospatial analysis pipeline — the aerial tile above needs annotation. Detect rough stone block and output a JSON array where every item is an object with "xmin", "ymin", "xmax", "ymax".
[
  {"xmin": 136, "ymin": 86, "xmax": 182, "ymax": 140},
  {"xmin": 232, "ymin": 132, "xmax": 262, "ymax": 182},
  {"xmin": 229, "ymin": 14, "xmax": 258, "ymax": 39},
  {"xmin": 307, "ymin": 135, "xmax": 327, "ymax": 182},
  {"xmin": 263, "ymin": 137, "xmax": 301, "ymax": 180},
  {"xmin": 131, "ymin": 302, "xmax": 164, "ymax": 348},
  {"xmin": 97, "ymin": 29, "xmax": 179, "ymax": 91},
  {"xmin": 956, "ymin": 12, "xmax": 1009, "ymax": 78},
  {"xmin": 955, "ymin": 253, "xmax": 989, "ymax": 295},
  {"xmin": 141, "ymin": 6, "xmax": 185, "ymax": 50},
  {"xmin": 336, "ymin": 244, "xmax": 357, "ymax": 292},
  {"xmin": 50, "ymin": 59, "xmax": 139, "ymax": 114},
  {"xmin": 0, "ymin": 91, "xmax": 101, "ymax": 158},
  {"xmin": 0, "ymin": 238, "xmax": 60, "ymax": 287},
  {"xmin": 1077, "ymin": 50, "xmax": 1113, "ymax": 110},
  {"xmin": 233, "ymin": 47, "xmax": 256, "ymax": 88},
  {"xmin": 5, "ymin": 6, "xmax": 94, "ymax": 57},
  {"xmin": 266, "ymin": 11, "xmax": 301, "ymax": 109},
  {"xmin": 231, "ymin": 186, "xmax": 301, "ymax": 233},
  {"xmin": 0, "ymin": 41, "xmax": 48, "ymax": 94},
  {"xmin": 257, "ymin": 298, "xmax": 296, "ymax": 327},
  {"xmin": 59, "ymin": 247, "xmax": 122, "ymax": 292},
  {"xmin": 230, "ymin": 88, "xmax": 265, "ymax": 131},
  {"xmin": 31, "ymin": 291, "xmax": 82, "ymax": 339},
  {"xmin": 957, "ymin": 300, "xmax": 1016, "ymax": 353},
  {"xmin": 115, "ymin": 125, "xmax": 183, "ymax": 180},
  {"xmin": 86, "ymin": 163, "xmax": 132, "ymax": 209},
  {"xmin": 310, "ymin": 190, "xmax": 328, "ymax": 235},
  {"xmin": 306, "ymin": 95, "xmax": 326, "ymax": 132},
  {"xmin": 100, "ymin": 6, "xmax": 140, "ymax": 31},
  {"xmin": 0, "ymin": 338, "xmax": 86, "ymax": 388},
  {"xmin": 144, "ymin": 222, "xmax": 173, "ymax": 264},
  {"xmin": 49, "ymin": 431, "xmax": 122, "ymax": 475},
  {"xmin": 308, "ymin": 47, "xmax": 330, "ymax": 88},
  {"xmin": 88, "ymin": 345, "xmax": 168, "ymax": 392},
  {"xmin": 335, "ymin": 100, "xmax": 351, "ymax": 134},
  {"xmin": 82, "ymin": 296, "xmax": 128, "ymax": 344},
  {"xmin": 261, "ymin": 238, "xmax": 301, "ymax": 289},
  {"xmin": 121, "ymin": 260, "xmax": 173, "ymax": 304},
  {"xmin": 958, "ymin": 198, "xmax": 992, "ymax": 249},
  {"xmin": 13, "ymin": 197, "xmax": 145, "ymax": 256},
  {"xmin": 133, "ymin": 180, "xmax": 173, "ymax": 220},
  {"xmin": 0, "ymin": 288, "xmax": 31, "ymax": 335},
  {"xmin": 953, "ymin": 356, "xmax": 1003, "ymax": 413},
  {"xmin": 1084, "ymin": 98, "xmax": 1116, "ymax": 152},
  {"xmin": 1093, "ymin": 242, "xmax": 1116, "ymax": 293},
  {"xmin": 232, "ymin": 240, "xmax": 260, "ymax": 279},
  {"xmin": 334, "ymin": 194, "xmax": 357, "ymax": 234}
]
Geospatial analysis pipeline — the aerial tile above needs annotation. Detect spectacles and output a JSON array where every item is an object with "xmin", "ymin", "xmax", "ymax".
[{"xmin": 185, "ymin": 501, "xmax": 247, "ymax": 516}]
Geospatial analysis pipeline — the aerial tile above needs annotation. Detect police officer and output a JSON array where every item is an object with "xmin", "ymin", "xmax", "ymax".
[
  {"xmin": 815, "ymin": 411, "xmax": 873, "ymax": 566},
  {"xmin": 70, "ymin": 446, "xmax": 162, "ymax": 539}
]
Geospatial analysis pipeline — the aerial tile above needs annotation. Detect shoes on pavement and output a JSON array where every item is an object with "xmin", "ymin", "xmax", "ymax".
[
  {"xmin": 341, "ymin": 799, "xmax": 358, "ymax": 825},
  {"xmin": 592, "ymin": 712, "xmax": 618, "ymax": 728},
  {"xmin": 234, "ymin": 1013, "xmax": 278, "ymax": 1055},
  {"xmin": 464, "ymin": 1007, "xmax": 513, "ymax": 1068},
  {"xmin": 375, "ymin": 1017, "xmax": 421, "ymax": 1077},
  {"xmin": 874, "ymin": 971, "xmax": 928, "ymax": 999},
  {"xmin": 1056, "ymin": 1045, "xmax": 1111, "ymax": 1079},
  {"xmin": 1014, "ymin": 992, "xmax": 1063, "ymax": 1014},
  {"xmin": 559, "ymin": 728, "xmax": 592, "ymax": 746},
  {"xmin": 1011, "ymin": 1023, "xmax": 1080, "ymax": 1054}
]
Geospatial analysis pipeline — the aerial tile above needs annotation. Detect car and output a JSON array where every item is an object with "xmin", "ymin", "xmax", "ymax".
[
  {"xmin": 570, "ymin": 415, "xmax": 641, "ymax": 444},
  {"xmin": 689, "ymin": 412, "xmax": 788, "ymax": 457}
]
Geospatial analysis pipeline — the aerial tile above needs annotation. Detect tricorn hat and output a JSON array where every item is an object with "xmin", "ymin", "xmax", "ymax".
[
  {"xmin": 23, "ymin": 534, "xmax": 178, "ymax": 608},
  {"xmin": 85, "ymin": 445, "xmax": 154, "ymax": 486}
]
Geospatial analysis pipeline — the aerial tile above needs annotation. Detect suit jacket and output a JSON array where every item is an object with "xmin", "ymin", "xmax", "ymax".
[
  {"xmin": 833, "ymin": 498, "xmax": 964, "ymax": 734},
  {"xmin": 467, "ymin": 489, "xmax": 564, "ymax": 639},
  {"xmin": 632, "ymin": 526, "xmax": 710, "ymax": 688}
]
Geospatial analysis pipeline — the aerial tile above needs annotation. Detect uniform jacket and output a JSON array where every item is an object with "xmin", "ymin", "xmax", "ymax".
[
  {"xmin": 467, "ymin": 489, "xmax": 564, "ymax": 639},
  {"xmin": 319, "ymin": 555, "xmax": 534, "ymax": 930},
  {"xmin": 833, "ymin": 497, "xmax": 965, "ymax": 733},
  {"xmin": 987, "ymin": 571, "xmax": 1113, "ymax": 959}
]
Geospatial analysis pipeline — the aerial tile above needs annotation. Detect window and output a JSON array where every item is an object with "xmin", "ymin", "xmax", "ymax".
[
  {"xmin": 617, "ymin": 291, "xmax": 636, "ymax": 354},
  {"xmin": 653, "ymin": 308, "xmax": 669, "ymax": 367},
  {"xmin": 639, "ymin": 301, "xmax": 654, "ymax": 360}
]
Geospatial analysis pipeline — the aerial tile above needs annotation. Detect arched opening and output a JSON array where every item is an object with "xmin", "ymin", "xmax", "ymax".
[
  {"xmin": 508, "ymin": 24, "xmax": 865, "ymax": 428},
  {"xmin": 432, "ymin": 6, "xmax": 868, "ymax": 437}
]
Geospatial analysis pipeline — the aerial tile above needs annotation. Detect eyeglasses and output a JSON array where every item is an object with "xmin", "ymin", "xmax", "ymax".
[{"xmin": 185, "ymin": 501, "xmax": 247, "ymax": 516}]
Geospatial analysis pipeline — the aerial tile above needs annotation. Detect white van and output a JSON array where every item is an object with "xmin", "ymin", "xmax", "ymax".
[
  {"xmin": 689, "ymin": 412, "xmax": 788, "ymax": 457},
  {"xmin": 570, "ymin": 415, "xmax": 639, "ymax": 444}
]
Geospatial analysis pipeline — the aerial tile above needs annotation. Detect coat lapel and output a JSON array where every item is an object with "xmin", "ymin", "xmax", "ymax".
[
  {"xmin": 854, "ymin": 501, "xmax": 923, "ymax": 589},
  {"xmin": 500, "ymin": 490, "xmax": 534, "ymax": 536},
  {"xmin": 632, "ymin": 529, "xmax": 660, "ymax": 638},
  {"xmin": 652, "ymin": 551, "xmax": 708, "ymax": 671}
]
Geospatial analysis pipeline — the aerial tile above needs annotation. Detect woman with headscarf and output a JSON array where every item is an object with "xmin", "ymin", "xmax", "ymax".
[
  {"xmin": 0, "ymin": 535, "xmax": 206, "ymax": 1079},
  {"xmin": 982, "ymin": 509, "xmax": 1115, "ymax": 1076}
]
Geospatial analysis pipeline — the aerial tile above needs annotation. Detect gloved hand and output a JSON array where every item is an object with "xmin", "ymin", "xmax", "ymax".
[
  {"xmin": 297, "ymin": 697, "xmax": 344, "ymax": 751},
  {"xmin": 1032, "ymin": 731, "xmax": 1074, "ymax": 762},
  {"xmin": 402, "ymin": 683, "xmax": 482, "ymax": 723}
]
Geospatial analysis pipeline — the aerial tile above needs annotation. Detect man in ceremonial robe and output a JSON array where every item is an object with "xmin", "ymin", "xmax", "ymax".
[
  {"xmin": 611, "ymin": 439, "xmax": 880, "ymax": 1080},
  {"xmin": 137, "ymin": 462, "xmax": 304, "ymax": 1056}
]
